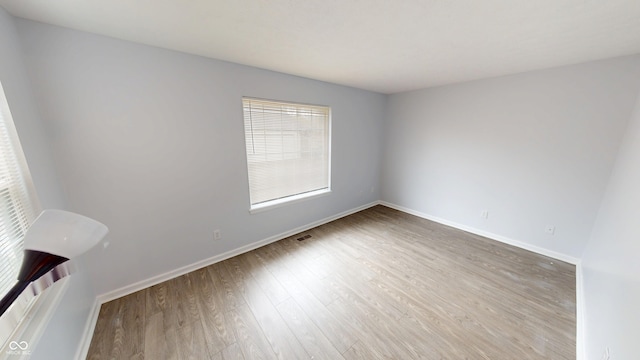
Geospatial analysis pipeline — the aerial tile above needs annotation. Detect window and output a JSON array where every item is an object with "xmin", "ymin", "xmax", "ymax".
[
  {"xmin": 0, "ymin": 82, "xmax": 39, "ymax": 299},
  {"xmin": 0, "ymin": 81, "xmax": 40, "ymax": 344},
  {"xmin": 242, "ymin": 98, "xmax": 331, "ymax": 210}
]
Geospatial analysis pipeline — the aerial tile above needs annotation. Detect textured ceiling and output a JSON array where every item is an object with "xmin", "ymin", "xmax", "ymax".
[{"xmin": 2, "ymin": 0, "xmax": 640, "ymax": 94}]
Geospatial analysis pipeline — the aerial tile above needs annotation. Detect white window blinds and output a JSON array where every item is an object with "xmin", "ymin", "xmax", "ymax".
[
  {"xmin": 0, "ymin": 82, "xmax": 38, "ymax": 300},
  {"xmin": 242, "ymin": 98, "xmax": 331, "ymax": 207}
]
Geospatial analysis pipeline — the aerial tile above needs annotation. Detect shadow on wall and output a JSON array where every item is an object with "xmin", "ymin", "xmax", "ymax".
[{"xmin": 582, "ymin": 268, "xmax": 640, "ymax": 359}]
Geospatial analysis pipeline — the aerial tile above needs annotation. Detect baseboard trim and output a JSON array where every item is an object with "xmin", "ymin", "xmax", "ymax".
[
  {"xmin": 74, "ymin": 298, "xmax": 101, "ymax": 360},
  {"xmin": 379, "ymin": 201, "xmax": 586, "ymax": 356},
  {"xmin": 379, "ymin": 201, "xmax": 580, "ymax": 265},
  {"xmin": 96, "ymin": 201, "xmax": 379, "ymax": 305},
  {"xmin": 81, "ymin": 200, "xmax": 584, "ymax": 358},
  {"xmin": 77, "ymin": 201, "xmax": 377, "ymax": 355}
]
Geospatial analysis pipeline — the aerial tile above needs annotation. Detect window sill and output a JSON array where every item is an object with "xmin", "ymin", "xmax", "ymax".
[
  {"xmin": 0, "ymin": 263, "xmax": 71, "ymax": 355},
  {"xmin": 249, "ymin": 189, "xmax": 331, "ymax": 214}
]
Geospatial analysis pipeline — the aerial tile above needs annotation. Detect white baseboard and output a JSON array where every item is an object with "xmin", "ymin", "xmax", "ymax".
[
  {"xmin": 379, "ymin": 201, "xmax": 580, "ymax": 265},
  {"xmin": 79, "ymin": 200, "xmax": 584, "ymax": 358},
  {"xmin": 76, "ymin": 201, "xmax": 377, "ymax": 356},
  {"xmin": 74, "ymin": 298, "xmax": 101, "ymax": 360},
  {"xmin": 575, "ymin": 262, "xmax": 586, "ymax": 360},
  {"xmin": 379, "ymin": 201, "xmax": 585, "ymax": 357},
  {"xmin": 97, "ymin": 201, "xmax": 379, "ymax": 304}
]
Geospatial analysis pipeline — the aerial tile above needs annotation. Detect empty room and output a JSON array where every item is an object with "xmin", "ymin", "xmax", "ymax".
[{"xmin": 0, "ymin": 1, "xmax": 639, "ymax": 359}]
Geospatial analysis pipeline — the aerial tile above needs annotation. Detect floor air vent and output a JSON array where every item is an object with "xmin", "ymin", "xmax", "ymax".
[{"xmin": 296, "ymin": 234, "xmax": 312, "ymax": 241}]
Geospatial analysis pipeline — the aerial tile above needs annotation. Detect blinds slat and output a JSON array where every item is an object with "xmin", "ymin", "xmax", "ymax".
[
  {"xmin": 242, "ymin": 98, "xmax": 330, "ymax": 205},
  {"xmin": 0, "ymin": 82, "xmax": 37, "ymax": 299}
]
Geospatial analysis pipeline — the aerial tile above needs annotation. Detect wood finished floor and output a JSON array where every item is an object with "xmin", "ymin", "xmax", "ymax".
[{"xmin": 87, "ymin": 205, "xmax": 576, "ymax": 359}]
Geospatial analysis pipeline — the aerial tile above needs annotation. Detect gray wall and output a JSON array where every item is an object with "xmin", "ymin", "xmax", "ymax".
[
  {"xmin": 382, "ymin": 56, "xmax": 640, "ymax": 259},
  {"xmin": 0, "ymin": 8, "xmax": 94, "ymax": 360},
  {"xmin": 15, "ymin": 19, "xmax": 385, "ymax": 297},
  {"xmin": 0, "ymin": 10, "xmax": 64, "ymax": 209},
  {"xmin": 7, "ymin": 12, "xmax": 640, "ymax": 360},
  {"xmin": 581, "ymin": 92, "xmax": 640, "ymax": 359}
]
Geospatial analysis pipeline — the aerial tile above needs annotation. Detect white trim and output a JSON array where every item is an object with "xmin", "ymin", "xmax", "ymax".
[
  {"xmin": 0, "ymin": 278, "xmax": 69, "ymax": 357},
  {"xmin": 79, "ymin": 201, "xmax": 378, "ymax": 355},
  {"xmin": 19, "ymin": 278, "xmax": 69, "ymax": 352},
  {"xmin": 80, "ymin": 200, "xmax": 585, "ymax": 358},
  {"xmin": 379, "ymin": 201, "xmax": 585, "ymax": 357},
  {"xmin": 575, "ymin": 262, "xmax": 586, "ymax": 360},
  {"xmin": 249, "ymin": 189, "xmax": 331, "ymax": 213},
  {"xmin": 74, "ymin": 298, "xmax": 101, "ymax": 360},
  {"xmin": 379, "ymin": 201, "xmax": 580, "ymax": 265},
  {"xmin": 97, "ymin": 201, "xmax": 379, "ymax": 304}
]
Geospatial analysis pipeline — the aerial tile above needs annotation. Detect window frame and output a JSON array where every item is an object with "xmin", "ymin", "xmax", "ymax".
[
  {"xmin": 0, "ymin": 81, "xmax": 40, "ymax": 295},
  {"xmin": 242, "ymin": 97, "xmax": 332, "ymax": 213},
  {"xmin": 0, "ymin": 81, "xmax": 68, "ymax": 352}
]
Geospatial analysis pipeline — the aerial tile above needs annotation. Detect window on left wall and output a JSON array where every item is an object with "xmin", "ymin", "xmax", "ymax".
[{"xmin": 0, "ymin": 81, "xmax": 41, "ymax": 348}]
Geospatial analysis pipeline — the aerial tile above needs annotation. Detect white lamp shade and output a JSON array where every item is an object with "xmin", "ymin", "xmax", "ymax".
[{"xmin": 23, "ymin": 209, "xmax": 109, "ymax": 258}]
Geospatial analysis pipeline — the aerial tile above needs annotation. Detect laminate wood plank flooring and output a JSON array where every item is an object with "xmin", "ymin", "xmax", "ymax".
[{"xmin": 87, "ymin": 205, "xmax": 576, "ymax": 359}]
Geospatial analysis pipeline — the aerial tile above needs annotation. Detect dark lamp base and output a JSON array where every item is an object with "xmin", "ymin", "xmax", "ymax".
[{"xmin": 0, "ymin": 250, "xmax": 68, "ymax": 317}]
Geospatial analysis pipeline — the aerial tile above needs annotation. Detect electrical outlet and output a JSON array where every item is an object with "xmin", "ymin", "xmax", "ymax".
[
  {"xmin": 481, "ymin": 210, "xmax": 489, "ymax": 219},
  {"xmin": 545, "ymin": 225, "xmax": 555, "ymax": 235},
  {"xmin": 601, "ymin": 347, "xmax": 610, "ymax": 360},
  {"xmin": 213, "ymin": 229, "xmax": 222, "ymax": 240}
]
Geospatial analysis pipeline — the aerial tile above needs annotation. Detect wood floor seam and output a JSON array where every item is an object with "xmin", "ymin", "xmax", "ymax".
[{"xmin": 87, "ymin": 205, "xmax": 576, "ymax": 359}]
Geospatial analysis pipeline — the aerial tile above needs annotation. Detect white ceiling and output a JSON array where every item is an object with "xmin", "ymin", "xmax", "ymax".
[{"xmin": 2, "ymin": 0, "xmax": 640, "ymax": 94}]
